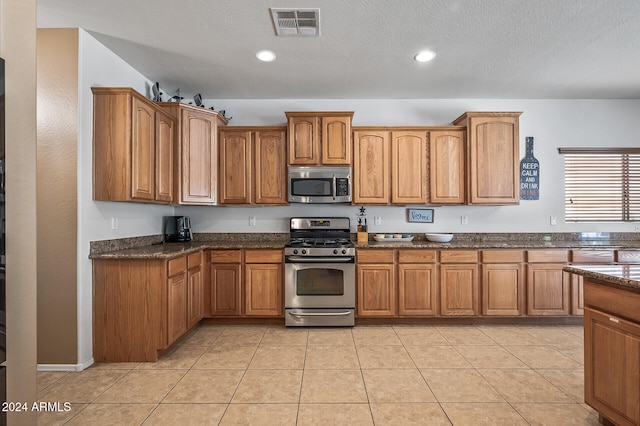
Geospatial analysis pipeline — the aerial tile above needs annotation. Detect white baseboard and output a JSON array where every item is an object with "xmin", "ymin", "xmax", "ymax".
[{"xmin": 38, "ymin": 358, "xmax": 94, "ymax": 372}]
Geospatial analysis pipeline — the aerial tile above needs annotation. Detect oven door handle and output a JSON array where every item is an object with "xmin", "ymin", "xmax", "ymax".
[
  {"xmin": 289, "ymin": 311, "xmax": 353, "ymax": 317},
  {"xmin": 286, "ymin": 257, "xmax": 354, "ymax": 262}
]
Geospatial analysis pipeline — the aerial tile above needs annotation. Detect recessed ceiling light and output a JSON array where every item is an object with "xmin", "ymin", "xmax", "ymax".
[
  {"xmin": 414, "ymin": 50, "xmax": 436, "ymax": 62},
  {"xmin": 256, "ymin": 50, "xmax": 277, "ymax": 62}
]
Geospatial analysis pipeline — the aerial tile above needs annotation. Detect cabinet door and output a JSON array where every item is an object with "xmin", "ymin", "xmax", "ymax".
[
  {"xmin": 321, "ymin": 116, "xmax": 351, "ymax": 165},
  {"xmin": 245, "ymin": 263, "xmax": 283, "ymax": 316},
  {"xmin": 187, "ymin": 266, "xmax": 203, "ymax": 328},
  {"xmin": 571, "ymin": 274, "xmax": 584, "ymax": 316},
  {"xmin": 155, "ymin": 109, "xmax": 174, "ymax": 202},
  {"xmin": 167, "ymin": 272, "xmax": 188, "ymax": 345},
  {"xmin": 440, "ymin": 264, "xmax": 479, "ymax": 316},
  {"xmin": 467, "ymin": 115, "xmax": 519, "ymax": 204},
  {"xmin": 181, "ymin": 108, "xmax": 216, "ymax": 204},
  {"xmin": 391, "ymin": 131, "xmax": 428, "ymax": 204},
  {"xmin": 131, "ymin": 96, "xmax": 155, "ymax": 200},
  {"xmin": 219, "ymin": 130, "xmax": 252, "ymax": 204},
  {"xmin": 289, "ymin": 116, "xmax": 320, "ymax": 165},
  {"xmin": 482, "ymin": 264, "xmax": 522, "ymax": 316},
  {"xmin": 357, "ymin": 264, "xmax": 396, "ymax": 316},
  {"xmin": 526, "ymin": 264, "xmax": 570, "ymax": 315},
  {"xmin": 585, "ymin": 308, "xmax": 640, "ymax": 425},
  {"xmin": 398, "ymin": 264, "xmax": 436, "ymax": 316},
  {"xmin": 210, "ymin": 263, "xmax": 242, "ymax": 316},
  {"xmin": 353, "ymin": 131, "xmax": 390, "ymax": 204},
  {"xmin": 255, "ymin": 129, "xmax": 287, "ymax": 204},
  {"xmin": 429, "ymin": 130, "xmax": 465, "ymax": 204}
]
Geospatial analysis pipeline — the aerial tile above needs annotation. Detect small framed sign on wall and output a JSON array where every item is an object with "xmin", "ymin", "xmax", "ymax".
[{"xmin": 407, "ymin": 208, "xmax": 434, "ymax": 223}]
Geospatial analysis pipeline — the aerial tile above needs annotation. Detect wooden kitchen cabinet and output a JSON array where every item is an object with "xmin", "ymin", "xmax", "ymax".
[
  {"xmin": 569, "ymin": 250, "xmax": 614, "ymax": 315},
  {"xmin": 218, "ymin": 127, "xmax": 287, "ymax": 205},
  {"xmin": 439, "ymin": 250, "xmax": 479, "ymax": 316},
  {"xmin": 353, "ymin": 130, "xmax": 390, "ymax": 204},
  {"xmin": 92, "ymin": 87, "xmax": 175, "ymax": 203},
  {"xmin": 244, "ymin": 250, "xmax": 283, "ymax": 317},
  {"xmin": 357, "ymin": 250, "xmax": 395, "ymax": 316},
  {"xmin": 481, "ymin": 250, "xmax": 524, "ymax": 316},
  {"xmin": 526, "ymin": 250, "xmax": 570, "ymax": 315},
  {"xmin": 209, "ymin": 250, "xmax": 243, "ymax": 316},
  {"xmin": 286, "ymin": 112, "xmax": 353, "ymax": 165},
  {"xmin": 159, "ymin": 102, "xmax": 227, "ymax": 205},
  {"xmin": 391, "ymin": 131, "xmax": 428, "ymax": 204},
  {"xmin": 398, "ymin": 250, "xmax": 437, "ymax": 316},
  {"xmin": 187, "ymin": 251, "xmax": 204, "ymax": 328},
  {"xmin": 429, "ymin": 129, "xmax": 465, "ymax": 204},
  {"xmin": 453, "ymin": 112, "xmax": 522, "ymax": 205},
  {"xmin": 93, "ymin": 252, "xmax": 204, "ymax": 362}
]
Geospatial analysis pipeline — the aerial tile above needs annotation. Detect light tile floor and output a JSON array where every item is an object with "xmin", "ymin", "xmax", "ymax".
[{"xmin": 37, "ymin": 324, "xmax": 601, "ymax": 425}]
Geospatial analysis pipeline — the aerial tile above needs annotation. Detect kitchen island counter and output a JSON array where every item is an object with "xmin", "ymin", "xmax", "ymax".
[{"xmin": 563, "ymin": 265, "xmax": 640, "ymax": 293}]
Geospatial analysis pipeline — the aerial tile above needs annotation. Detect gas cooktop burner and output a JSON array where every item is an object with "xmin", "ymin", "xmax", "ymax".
[{"xmin": 287, "ymin": 238, "xmax": 353, "ymax": 248}]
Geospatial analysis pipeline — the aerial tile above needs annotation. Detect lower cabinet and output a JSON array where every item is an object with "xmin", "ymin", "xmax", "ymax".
[
  {"xmin": 440, "ymin": 251, "xmax": 479, "ymax": 316},
  {"xmin": 526, "ymin": 250, "xmax": 570, "ymax": 316},
  {"xmin": 93, "ymin": 251, "xmax": 204, "ymax": 362},
  {"xmin": 208, "ymin": 249, "xmax": 283, "ymax": 318},
  {"xmin": 585, "ymin": 307, "xmax": 640, "ymax": 425},
  {"xmin": 481, "ymin": 250, "xmax": 524, "ymax": 316},
  {"xmin": 398, "ymin": 250, "xmax": 437, "ymax": 316},
  {"xmin": 357, "ymin": 250, "xmax": 396, "ymax": 316}
]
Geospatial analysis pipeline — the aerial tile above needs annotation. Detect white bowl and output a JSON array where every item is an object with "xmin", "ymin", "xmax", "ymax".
[{"xmin": 425, "ymin": 233, "xmax": 454, "ymax": 243}]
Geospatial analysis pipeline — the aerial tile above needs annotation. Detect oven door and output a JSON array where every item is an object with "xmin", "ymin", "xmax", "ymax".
[{"xmin": 284, "ymin": 261, "xmax": 355, "ymax": 309}]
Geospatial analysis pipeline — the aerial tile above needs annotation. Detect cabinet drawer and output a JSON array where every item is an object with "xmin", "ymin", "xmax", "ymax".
[
  {"xmin": 398, "ymin": 250, "xmax": 436, "ymax": 263},
  {"xmin": 571, "ymin": 250, "xmax": 614, "ymax": 264},
  {"xmin": 527, "ymin": 250, "xmax": 568, "ymax": 263},
  {"xmin": 357, "ymin": 250, "xmax": 395, "ymax": 264},
  {"xmin": 440, "ymin": 250, "xmax": 478, "ymax": 263},
  {"xmin": 616, "ymin": 250, "xmax": 640, "ymax": 264},
  {"xmin": 245, "ymin": 249, "xmax": 282, "ymax": 263},
  {"xmin": 168, "ymin": 256, "xmax": 187, "ymax": 277},
  {"xmin": 211, "ymin": 249, "xmax": 242, "ymax": 263},
  {"xmin": 187, "ymin": 251, "xmax": 202, "ymax": 268},
  {"xmin": 481, "ymin": 250, "xmax": 524, "ymax": 263}
]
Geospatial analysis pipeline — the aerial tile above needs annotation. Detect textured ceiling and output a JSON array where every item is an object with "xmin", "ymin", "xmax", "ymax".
[{"xmin": 37, "ymin": 0, "xmax": 640, "ymax": 99}]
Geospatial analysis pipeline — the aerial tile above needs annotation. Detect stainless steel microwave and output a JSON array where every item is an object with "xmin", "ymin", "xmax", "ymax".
[{"xmin": 288, "ymin": 166, "xmax": 352, "ymax": 204}]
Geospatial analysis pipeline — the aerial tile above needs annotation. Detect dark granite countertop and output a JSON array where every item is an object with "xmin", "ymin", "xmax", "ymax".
[
  {"xmin": 564, "ymin": 265, "xmax": 640, "ymax": 293},
  {"xmin": 355, "ymin": 240, "xmax": 640, "ymax": 249}
]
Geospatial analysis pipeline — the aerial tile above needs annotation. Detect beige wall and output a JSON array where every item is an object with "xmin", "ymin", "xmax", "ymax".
[
  {"xmin": 1, "ymin": 0, "xmax": 39, "ymax": 424},
  {"xmin": 36, "ymin": 28, "xmax": 78, "ymax": 365}
]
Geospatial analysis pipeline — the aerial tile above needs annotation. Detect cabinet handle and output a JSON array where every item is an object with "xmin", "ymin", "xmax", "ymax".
[{"xmin": 609, "ymin": 317, "xmax": 619, "ymax": 323}]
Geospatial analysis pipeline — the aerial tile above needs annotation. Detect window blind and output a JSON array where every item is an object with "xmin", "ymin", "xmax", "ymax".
[{"xmin": 560, "ymin": 149, "xmax": 640, "ymax": 222}]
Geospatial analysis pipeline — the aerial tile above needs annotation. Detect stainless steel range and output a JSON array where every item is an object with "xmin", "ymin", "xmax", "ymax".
[{"xmin": 284, "ymin": 217, "xmax": 355, "ymax": 327}]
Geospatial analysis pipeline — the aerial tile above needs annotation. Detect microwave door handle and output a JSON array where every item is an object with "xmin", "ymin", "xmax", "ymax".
[{"xmin": 332, "ymin": 174, "xmax": 337, "ymax": 200}]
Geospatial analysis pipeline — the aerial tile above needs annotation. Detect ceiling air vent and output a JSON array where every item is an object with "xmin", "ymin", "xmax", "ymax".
[{"xmin": 270, "ymin": 8, "xmax": 320, "ymax": 37}]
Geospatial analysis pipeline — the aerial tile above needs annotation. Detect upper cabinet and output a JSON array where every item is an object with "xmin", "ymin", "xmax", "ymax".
[
  {"xmin": 92, "ymin": 87, "xmax": 175, "ymax": 204},
  {"xmin": 159, "ymin": 103, "xmax": 227, "ymax": 205},
  {"xmin": 391, "ymin": 130, "xmax": 428, "ymax": 204},
  {"xmin": 453, "ymin": 112, "xmax": 522, "ymax": 205},
  {"xmin": 286, "ymin": 112, "xmax": 353, "ymax": 165},
  {"xmin": 353, "ymin": 130, "xmax": 390, "ymax": 204},
  {"xmin": 429, "ymin": 129, "xmax": 466, "ymax": 204},
  {"xmin": 218, "ymin": 127, "xmax": 287, "ymax": 205}
]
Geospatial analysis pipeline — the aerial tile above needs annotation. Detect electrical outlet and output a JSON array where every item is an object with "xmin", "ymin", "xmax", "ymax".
[
  {"xmin": 111, "ymin": 217, "xmax": 118, "ymax": 230},
  {"xmin": 550, "ymin": 216, "xmax": 557, "ymax": 226},
  {"xmin": 374, "ymin": 216, "xmax": 382, "ymax": 226},
  {"xmin": 635, "ymin": 224, "xmax": 640, "ymax": 232},
  {"xmin": 461, "ymin": 215, "xmax": 468, "ymax": 225},
  {"xmin": 249, "ymin": 216, "xmax": 256, "ymax": 227}
]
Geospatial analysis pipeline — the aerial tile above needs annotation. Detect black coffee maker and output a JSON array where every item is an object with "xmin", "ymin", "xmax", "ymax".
[{"xmin": 163, "ymin": 216, "xmax": 193, "ymax": 242}]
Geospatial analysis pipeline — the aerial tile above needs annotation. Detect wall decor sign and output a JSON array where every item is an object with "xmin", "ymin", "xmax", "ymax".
[
  {"xmin": 520, "ymin": 136, "xmax": 540, "ymax": 200},
  {"xmin": 407, "ymin": 208, "xmax": 434, "ymax": 223}
]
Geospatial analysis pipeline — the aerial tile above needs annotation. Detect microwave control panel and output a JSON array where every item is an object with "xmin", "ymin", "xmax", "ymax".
[{"xmin": 336, "ymin": 178, "xmax": 350, "ymax": 196}]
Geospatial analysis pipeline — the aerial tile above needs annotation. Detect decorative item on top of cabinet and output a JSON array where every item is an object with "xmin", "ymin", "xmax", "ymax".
[
  {"xmin": 429, "ymin": 129, "xmax": 466, "ymax": 204},
  {"xmin": 391, "ymin": 131, "xmax": 428, "ymax": 204},
  {"xmin": 480, "ymin": 250, "xmax": 524, "ymax": 316},
  {"xmin": 158, "ymin": 102, "xmax": 228, "ymax": 205},
  {"xmin": 286, "ymin": 112, "xmax": 353, "ymax": 165},
  {"xmin": 218, "ymin": 127, "xmax": 287, "ymax": 205},
  {"xmin": 92, "ymin": 87, "xmax": 175, "ymax": 204},
  {"xmin": 452, "ymin": 112, "xmax": 522, "ymax": 205},
  {"xmin": 353, "ymin": 130, "xmax": 390, "ymax": 204}
]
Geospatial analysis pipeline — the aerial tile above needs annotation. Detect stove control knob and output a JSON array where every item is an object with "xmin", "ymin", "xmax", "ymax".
[
  {"xmin": 342, "ymin": 249, "xmax": 347, "ymax": 254},
  {"xmin": 293, "ymin": 249, "xmax": 298, "ymax": 255},
  {"xmin": 333, "ymin": 249, "xmax": 338, "ymax": 254},
  {"xmin": 301, "ymin": 249, "xmax": 307, "ymax": 255}
]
